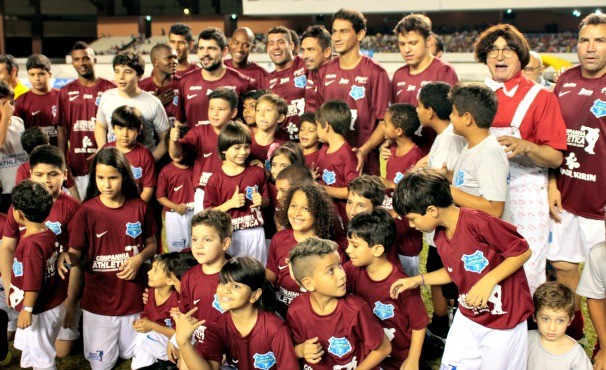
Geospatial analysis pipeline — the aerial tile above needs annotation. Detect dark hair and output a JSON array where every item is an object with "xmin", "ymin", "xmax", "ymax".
[
  {"xmin": 533, "ymin": 282, "xmax": 575, "ymax": 319},
  {"xmin": 474, "ymin": 24, "xmax": 530, "ymax": 68},
  {"xmin": 301, "ymin": 25, "xmax": 332, "ymax": 51},
  {"xmin": 12, "ymin": 180, "xmax": 53, "ymax": 223},
  {"xmin": 418, "ymin": 82, "xmax": 452, "ymax": 120},
  {"xmin": 21, "ymin": 126, "xmax": 49, "ymax": 154},
  {"xmin": 219, "ymin": 257, "xmax": 276, "ymax": 311},
  {"xmin": 113, "ymin": 51, "xmax": 145, "ymax": 77},
  {"xmin": 289, "ymin": 237, "xmax": 338, "ymax": 284},
  {"xmin": 71, "ymin": 41, "xmax": 92, "ymax": 52},
  {"xmin": 111, "ymin": 105, "xmax": 143, "ymax": 130},
  {"xmin": 347, "ymin": 208, "xmax": 396, "ymax": 253},
  {"xmin": 347, "ymin": 175, "xmax": 385, "ymax": 207},
  {"xmin": 289, "ymin": 29, "xmax": 301, "ymax": 49},
  {"xmin": 299, "ymin": 112, "xmax": 317, "ymax": 125},
  {"xmin": 267, "ymin": 26, "xmax": 292, "ymax": 42},
  {"xmin": 198, "ymin": 27, "xmax": 227, "ymax": 50},
  {"xmin": 238, "ymin": 89, "xmax": 270, "ymax": 123},
  {"xmin": 169, "ymin": 23, "xmax": 193, "ymax": 43},
  {"xmin": 449, "ymin": 82, "xmax": 497, "ymax": 129},
  {"xmin": 218, "ymin": 121, "xmax": 251, "ymax": 161},
  {"xmin": 270, "ymin": 141, "xmax": 304, "ymax": 167},
  {"xmin": 0, "ymin": 80, "xmax": 14, "ymax": 100},
  {"xmin": 150, "ymin": 43, "xmax": 174, "ymax": 62},
  {"xmin": 154, "ymin": 252, "xmax": 197, "ymax": 280},
  {"xmin": 332, "ymin": 8, "xmax": 367, "ymax": 33},
  {"xmin": 29, "ymin": 144, "xmax": 65, "ymax": 170},
  {"xmin": 392, "ymin": 168, "xmax": 453, "ymax": 216},
  {"xmin": 275, "ymin": 164, "xmax": 313, "ymax": 185},
  {"xmin": 386, "ymin": 103, "xmax": 420, "ymax": 138},
  {"xmin": 209, "ymin": 87, "xmax": 238, "ymax": 110},
  {"xmin": 579, "ymin": 13, "xmax": 606, "ymax": 29},
  {"xmin": 393, "ymin": 14, "xmax": 432, "ymax": 39},
  {"xmin": 26, "ymin": 54, "xmax": 51, "ymax": 72},
  {"xmin": 431, "ymin": 33, "xmax": 444, "ymax": 54},
  {"xmin": 0, "ymin": 54, "xmax": 19, "ymax": 74},
  {"xmin": 279, "ymin": 182, "xmax": 338, "ymax": 240},
  {"xmin": 315, "ymin": 100, "xmax": 351, "ymax": 137},
  {"xmin": 257, "ymin": 93, "xmax": 288, "ymax": 116},
  {"xmin": 191, "ymin": 209, "xmax": 233, "ymax": 241},
  {"xmin": 85, "ymin": 147, "xmax": 140, "ymax": 201}
]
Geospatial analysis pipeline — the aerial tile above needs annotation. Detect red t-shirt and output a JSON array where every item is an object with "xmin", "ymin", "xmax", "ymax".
[
  {"xmin": 344, "ymin": 262, "xmax": 429, "ymax": 370},
  {"xmin": 249, "ymin": 135, "xmax": 286, "ymax": 168},
  {"xmin": 175, "ymin": 63, "xmax": 200, "ymax": 77},
  {"xmin": 434, "ymin": 208, "xmax": 533, "ymax": 329},
  {"xmin": 391, "ymin": 57, "xmax": 459, "ymax": 106},
  {"xmin": 141, "ymin": 288, "xmax": 179, "ymax": 330},
  {"xmin": 304, "ymin": 149, "xmax": 320, "ymax": 169},
  {"xmin": 139, "ymin": 75, "xmax": 181, "ymax": 120},
  {"xmin": 156, "ymin": 163, "xmax": 195, "ymax": 212},
  {"xmin": 385, "ymin": 144, "xmax": 425, "ymax": 205},
  {"xmin": 224, "ymin": 59, "xmax": 267, "ymax": 87},
  {"xmin": 554, "ymin": 65, "xmax": 606, "ymax": 219},
  {"xmin": 394, "ymin": 216, "xmax": 423, "ymax": 257},
  {"xmin": 104, "ymin": 142, "xmax": 157, "ymax": 191},
  {"xmin": 55, "ymin": 78, "xmax": 115, "ymax": 176},
  {"xmin": 179, "ymin": 124, "xmax": 223, "ymax": 190},
  {"xmin": 14, "ymin": 89, "xmax": 60, "ymax": 146},
  {"xmin": 69, "ymin": 197, "xmax": 156, "ymax": 316}
]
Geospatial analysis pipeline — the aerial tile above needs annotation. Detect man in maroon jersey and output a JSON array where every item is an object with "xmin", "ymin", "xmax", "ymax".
[
  {"xmin": 225, "ymin": 27, "xmax": 268, "ymax": 84},
  {"xmin": 548, "ymin": 13, "xmax": 606, "ymax": 343},
  {"xmin": 316, "ymin": 8, "xmax": 391, "ymax": 175},
  {"xmin": 301, "ymin": 25, "xmax": 333, "ymax": 112},
  {"xmin": 139, "ymin": 44, "xmax": 180, "ymax": 123},
  {"xmin": 175, "ymin": 27, "xmax": 255, "ymax": 128},
  {"xmin": 263, "ymin": 26, "xmax": 307, "ymax": 140},
  {"xmin": 56, "ymin": 41, "xmax": 115, "ymax": 199},
  {"xmin": 168, "ymin": 23, "xmax": 199, "ymax": 77}
]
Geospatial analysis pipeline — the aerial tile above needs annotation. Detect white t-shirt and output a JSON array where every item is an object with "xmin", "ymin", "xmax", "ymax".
[
  {"xmin": 428, "ymin": 123, "xmax": 466, "ymax": 171},
  {"xmin": 0, "ymin": 116, "xmax": 27, "ymax": 194},
  {"xmin": 527, "ymin": 330, "xmax": 592, "ymax": 370},
  {"xmin": 577, "ymin": 242, "xmax": 606, "ymax": 299}
]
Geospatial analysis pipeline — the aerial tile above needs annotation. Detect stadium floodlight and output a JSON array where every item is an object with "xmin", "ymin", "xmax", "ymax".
[
  {"xmin": 596, "ymin": 9, "xmax": 603, "ymax": 15},
  {"xmin": 183, "ymin": 8, "xmax": 190, "ymax": 15},
  {"xmin": 506, "ymin": 9, "xmax": 512, "ymax": 14},
  {"xmin": 572, "ymin": 9, "xmax": 581, "ymax": 17}
]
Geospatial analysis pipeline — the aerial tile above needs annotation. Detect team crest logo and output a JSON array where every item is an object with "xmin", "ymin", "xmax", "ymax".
[
  {"xmin": 454, "ymin": 170, "xmax": 465, "ymax": 187},
  {"xmin": 322, "ymin": 169, "xmax": 336, "ymax": 185},
  {"xmin": 164, "ymin": 318, "xmax": 173, "ymax": 329},
  {"xmin": 393, "ymin": 172, "xmax": 404, "ymax": 184},
  {"xmin": 245, "ymin": 185, "xmax": 258, "ymax": 201},
  {"xmin": 12, "ymin": 258, "xmax": 23, "ymax": 277},
  {"xmin": 328, "ymin": 337, "xmax": 352, "ymax": 358},
  {"xmin": 45, "ymin": 221, "xmax": 62, "ymax": 235},
  {"xmin": 253, "ymin": 351, "xmax": 277, "ymax": 369},
  {"xmin": 131, "ymin": 166, "xmax": 143, "ymax": 179},
  {"xmin": 95, "ymin": 96, "xmax": 101, "ymax": 106},
  {"xmin": 461, "ymin": 250, "xmax": 489, "ymax": 274},
  {"xmin": 373, "ymin": 301, "xmax": 395, "ymax": 320},
  {"xmin": 172, "ymin": 95, "xmax": 179, "ymax": 106},
  {"xmin": 125, "ymin": 222, "xmax": 142, "ymax": 238},
  {"xmin": 294, "ymin": 74, "xmax": 307, "ymax": 89},
  {"xmin": 349, "ymin": 85, "xmax": 365, "ymax": 100},
  {"xmin": 212, "ymin": 293, "xmax": 225, "ymax": 313},
  {"xmin": 88, "ymin": 350, "xmax": 104, "ymax": 362},
  {"xmin": 590, "ymin": 99, "xmax": 606, "ymax": 118},
  {"xmin": 264, "ymin": 159, "xmax": 271, "ymax": 172}
]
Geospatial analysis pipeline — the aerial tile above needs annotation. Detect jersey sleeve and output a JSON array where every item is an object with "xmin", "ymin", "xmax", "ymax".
[
  {"xmin": 55, "ymin": 88, "xmax": 67, "ymax": 126},
  {"xmin": 202, "ymin": 174, "xmax": 220, "ymax": 209},
  {"xmin": 13, "ymin": 95, "xmax": 26, "ymax": 121},
  {"xmin": 266, "ymin": 236, "xmax": 279, "ymax": 275},
  {"xmin": 256, "ymin": 168, "xmax": 269, "ymax": 200},
  {"xmin": 394, "ymin": 217, "xmax": 423, "ymax": 256},
  {"xmin": 285, "ymin": 299, "xmax": 305, "ymax": 344},
  {"xmin": 371, "ymin": 68, "xmax": 391, "ymax": 121},
  {"xmin": 398, "ymin": 287, "xmax": 430, "ymax": 330},
  {"xmin": 152, "ymin": 98, "xmax": 170, "ymax": 134},
  {"xmin": 528, "ymin": 91, "xmax": 567, "ymax": 150},
  {"xmin": 351, "ymin": 300, "xmax": 385, "ymax": 352},
  {"xmin": 179, "ymin": 128, "xmax": 201, "ymax": 155},
  {"xmin": 21, "ymin": 243, "xmax": 45, "ymax": 292},
  {"xmin": 68, "ymin": 206, "xmax": 89, "ymax": 252},
  {"xmin": 179, "ymin": 274, "xmax": 191, "ymax": 313},
  {"xmin": 476, "ymin": 154, "xmax": 509, "ymax": 202},
  {"xmin": 440, "ymin": 65, "xmax": 459, "ymax": 86},
  {"xmin": 271, "ymin": 322, "xmax": 299, "ymax": 368},
  {"xmin": 477, "ymin": 214, "xmax": 529, "ymax": 258},
  {"xmin": 141, "ymin": 150, "xmax": 158, "ymax": 188},
  {"xmin": 156, "ymin": 168, "xmax": 169, "ymax": 199},
  {"xmin": 199, "ymin": 321, "xmax": 225, "ymax": 364},
  {"xmin": 142, "ymin": 202, "xmax": 157, "ymax": 240},
  {"xmin": 577, "ymin": 244, "xmax": 606, "ymax": 299}
]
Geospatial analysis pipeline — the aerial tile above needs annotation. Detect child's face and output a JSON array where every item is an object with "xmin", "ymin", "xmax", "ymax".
[
  {"xmin": 191, "ymin": 224, "xmax": 229, "ymax": 265},
  {"xmin": 306, "ymin": 251, "xmax": 347, "ymax": 298},
  {"xmin": 27, "ymin": 68, "xmax": 51, "ymax": 92},
  {"xmin": 270, "ymin": 154, "xmax": 291, "ymax": 181},
  {"xmin": 147, "ymin": 261, "xmax": 171, "ymax": 288},
  {"xmin": 383, "ymin": 112, "xmax": 400, "ymax": 140},
  {"xmin": 275, "ymin": 178, "xmax": 291, "ymax": 205},
  {"xmin": 346, "ymin": 234, "xmax": 376, "ymax": 267},
  {"xmin": 114, "ymin": 65, "xmax": 139, "ymax": 94},
  {"xmin": 534, "ymin": 307, "xmax": 572, "ymax": 343},
  {"xmin": 95, "ymin": 164, "xmax": 123, "ymax": 202},
  {"xmin": 416, "ymin": 101, "xmax": 432, "ymax": 127},
  {"xmin": 450, "ymin": 105, "xmax": 467, "ymax": 136},
  {"xmin": 223, "ymin": 143, "xmax": 250, "ymax": 166},
  {"xmin": 216, "ymin": 279, "xmax": 257, "ymax": 312},
  {"xmin": 316, "ymin": 121, "xmax": 329, "ymax": 143},
  {"xmin": 30, "ymin": 163, "xmax": 66, "ymax": 199},
  {"xmin": 287, "ymin": 190, "xmax": 315, "ymax": 235},
  {"xmin": 255, "ymin": 100, "xmax": 283, "ymax": 132},
  {"xmin": 208, "ymin": 98, "xmax": 236, "ymax": 129},
  {"xmin": 113, "ymin": 125, "xmax": 139, "ymax": 149},
  {"xmin": 346, "ymin": 191, "xmax": 374, "ymax": 220},
  {"xmin": 299, "ymin": 120, "xmax": 319, "ymax": 150},
  {"xmin": 405, "ymin": 210, "xmax": 438, "ymax": 233},
  {"xmin": 242, "ymin": 98, "xmax": 257, "ymax": 126}
]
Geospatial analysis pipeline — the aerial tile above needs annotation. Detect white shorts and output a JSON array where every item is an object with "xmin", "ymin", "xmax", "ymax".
[
  {"xmin": 57, "ymin": 301, "xmax": 81, "ymax": 341},
  {"xmin": 83, "ymin": 310, "xmax": 140, "ymax": 370},
  {"xmin": 399, "ymin": 255, "xmax": 420, "ymax": 277},
  {"xmin": 440, "ymin": 310, "xmax": 528, "ymax": 370},
  {"xmin": 14, "ymin": 303, "xmax": 65, "ymax": 369},
  {"xmin": 165, "ymin": 210, "xmax": 194, "ymax": 252},
  {"xmin": 194, "ymin": 188, "xmax": 205, "ymax": 214},
  {"xmin": 131, "ymin": 330, "xmax": 170, "ymax": 369},
  {"xmin": 230, "ymin": 227, "xmax": 267, "ymax": 266},
  {"xmin": 74, "ymin": 175, "xmax": 90, "ymax": 201},
  {"xmin": 0, "ymin": 278, "xmax": 18, "ymax": 332},
  {"xmin": 547, "ymin": 209, "xmax": 606, "ymax": 263}
]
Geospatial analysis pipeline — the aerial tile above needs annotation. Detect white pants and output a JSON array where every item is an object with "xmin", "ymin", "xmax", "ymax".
[
  {"xmin": 74, "ymin": 175, "xmax": 90, "ymax": 201},
  {"xmin": 165, "ymin": 210, "xmax": 194, "ymax": 252},
  {"xmin": 230, "ymin": 227, "xmax": 267, "ymax": 266},
  {"xmin": 194, "ymin": 188, "xmax": 205, "ymax": 214},
  {"xmin": 57, "ymin": 301, "xmax": 81, "ymax": 341},
  {"xmin": 131, "ymin": 330, "xmax": 170, "ymax": 369},
  {"xmin": 548, "ymin": 209, "xmax": 606, "ymax": 263}
]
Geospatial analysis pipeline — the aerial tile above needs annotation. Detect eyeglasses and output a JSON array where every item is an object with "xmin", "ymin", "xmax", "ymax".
[
  {"xmin": 523, "ymin": 66, "xmax": 541, "ymax": 73},
  {"xmin": 487, "ymin": 46, "xmax": 516, "ymax": 58}
]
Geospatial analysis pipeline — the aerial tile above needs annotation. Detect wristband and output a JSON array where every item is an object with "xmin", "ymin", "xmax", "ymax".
[{"xmin": 23, "ymin": 306, "xmax": 33, "ymax": 313}]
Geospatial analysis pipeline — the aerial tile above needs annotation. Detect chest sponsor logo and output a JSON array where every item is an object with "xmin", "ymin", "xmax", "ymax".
[
  {"xmin": 421, "ymin": 80, "xmax": 431, "ymax": 86},
  {"xmin": 407, "ymin": 85, "xmax": 416, "ymax": 91},
  {"xmin": 397, "ymin": 81, "xmax": 406, "ymax": 87},
  {"xmin": 212, "ymin": 293, "xmax": 225, "ymax": 313},
  {"xmin": 579, "ymin": 88, "xmax": 594, "ymax": 96},
  {"xmin": 327, "ymin": 337, "xmax": 353, "ymax": 358},
  {"xmin": 285, "ymin": 121, "xmax": 299, "ymax": 140},
  {"xmin": 322, "ymin": 169, "xmax": 336, "ymax": 185},
  {"xmin": 83, "ymin": 136, "xmax": 93, "ymax": 149},
  {"xmin": 45, "ymin": 221, "xmax": 62, "ymax": 235},
  {"xmin": 245, "ymin": 185, "xmax": 259, "ymax": 201},
  {"xmin": 190, "ymin": 86, "xmax": 202, "ymax": 91},
  {"xmin": 339, "ymin": 78, "xmax": 349, "ymax": 84},
  {"xmin": 326, "ymin": 74, "xmax": 337, "ymax": 79},
  {"xmin": 567, "ymin": 126, "xmax": 600, "ymax": 154},
  {"xmin": 355, "ymin": 76, "xmax": 368, "ymax": 84},
  {"xmin": 563, "ymin": 82, "xmax": 576, "ymax": 88},
  {"xmin": 83, "ymin": 94, "xmax": 93, "ymax": 100},
  {"xmin": 73, "ymin": 120, "xmax": 96, "ymax": 132},
  {"xmin": 253, "ymin": 352, "xmax": 277, "ymax": 370},
  {"xmin": 373, "ymin": 301, "xmax": 395, "ymax": 320},
  {"xmin": 461, "ymin": 250, "xmax": 489, "ymax": 274},
  {"xmin": 349, "ymin": 85, "xmax": 365, "ymax": 100},
  {"xmin": 126, "ymin": 221, "xmax": 142, "ymax": 238},
  {"xmin": 280, "ymin": 77, "xmax": 290, "ymax": 85},
  {"xmin": 294, "ymin": 74, "xmax": 307, "ymax": 88},
  {"xmin": 590, "ymin": 99, "xmax": 606, "ymax": 118}
]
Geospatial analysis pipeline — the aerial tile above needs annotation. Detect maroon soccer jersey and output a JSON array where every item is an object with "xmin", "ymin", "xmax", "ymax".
[
  {"xmin": 554, "ymin": 65, "xmax": 606, "ymax": 219},
  {"xmin": 56, "ymin": 78, "xmax": 115, "ymax": 176},
  {"xmin": 141, "ymin": 288, "xmax": 179, "ymax": 330},
  {"xmin": 104, "ymin": 142, "xmax": 157, "ymax": 192},
  {"xmin": 434, "ymin": 208, "xmax": 533, "ymax": 329},
  {"xmin": 344, "ymin": 262, "xmax": 429, "ymax": 369},
  {"xmin": 249, "ymin": 135, "xmax": 286, "ymax": 167},
  {"xmin": 224, "ymin": 59, "xmax": 268, "ymax": 87},
  {"xmin": 175, "ymin": 63, "xmax": 200, "ymax": 77},
  {"xmin": 178, "ymin": 124, "xmax": 223, "ymax": 189},
  {"xmin": 200, "ymin": 310, "xmax": 299, "ymax": 368},
  {"xmin": 204, "ymin": 165, "xmax": 269, "ymax": 231},
  {"xmin": 263, "ymin": 57, "xmax": 307, "ymax": 140},
  {"xmin": 305, "ymin": 70, "xmax": 320, "ymax": 112},
  {"xmin": 304, "ymin": 149, "xmax": 320, "ymax": 169},
  {"xmin": 14, "ymin": 89, "xmax": 60, "ymax": 146},
  {"xmin": 156, "ymin": 163, "xmax": 195, "ymax": 212},
  {"xmin": 391, "ymin": 58, "xmax": 459, "ymax": 106},
  {"xmin": 287, "ymin": 293, "xmax": 385, "ymax": 369},
  {"xmin": 266, "ymin": 229, "xmax": 308, "ymax": 309},
  {"xmin": 9, "ymin": 229, "xmax": 66, "ymax": 314},
  {"xmin": 69, "ymin": 197, "xmax": 156, "ymax": 316},
  {"xmin": 394, "ymin": 216, "xmax": 423, "ymax": 257},
  {"xmin": 385, "ymin": 144, "xmax": 425, "ymax": 207},
  {"xmin": 139, "ymin": 75, "xmax": 181, "ymax": 120},
  {"xmin": 176, "ymin": 68, "xmax": 255, "ymax": 127},
  {"xmin": 316, "ymin": 142, "xmax": 358, "ymax": 222}
]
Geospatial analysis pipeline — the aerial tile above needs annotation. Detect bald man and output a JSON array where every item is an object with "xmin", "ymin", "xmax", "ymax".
[
  {"xmin": 225, "ymin": 27, "xmax": 268, "ymax": 84},
  {"xmin": 523, "ymin": 51, "xmax": 553, "ymax": 88}
]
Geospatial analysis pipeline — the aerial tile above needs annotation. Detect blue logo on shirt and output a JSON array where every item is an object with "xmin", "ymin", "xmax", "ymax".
[
  {"xmin": 12, "ymin": 258, "xmax": 23, "ymax": 277},
  {"xmin": 454, "ymin": 170, "xmax": 464, "ymax": 187},
  {"xmin": 294, "ymin": 74, "xmax": 307, "ymax": 89},
  {"xmin": 461, "ymin": 250, "xmax": 489, "ymax": 274},
  {"xmin": 125, "ymin": 222, "xmax": 142, "ymax": 238},
  {"xmin": 45, "ymin": 221, "xmax": 62, "ymax": 235},
  {"xmin": 349, "ymin": 85, "xmax": 365, "ymax": 100},
  {"xmin": 212, "ymin": 293, "xmax": 225, "ymax": 313},
  {"xmin": 591, "ymin": 99, "xmax": 606, "ymax": 118},
  {"xmin": 95, "ymin": 97, "xmax": 101, "ymax": 106},
  {"xmin": 88, "ymin": 350, "xmax": 104, "ymax": 362},
  {"xmin": 393, "ymin": 172, "xmax": 404, "ymax": 184},
  {"xmin": 253, "ymin": 351, "xmax": 277, "ymax": 369},
  {"xmin": 131, "ymin": 166, "xmax": 143, "ymax": 180},
  {"xmin": 373, "ymin": 301, "xmax": 395, "ymax": 320},
  {"xmin": 245, "ymin": 185, "xmax": 258, "ymax": 201},
  {"xmin": 322, "ymin": 169, "xmax": 336, "ymax": 185},
  {"xmin": 164, "ymin": 318, "xmax": 173, "ymax": 329},
  {"xmin": 264, "ymin": 159, "xmax": 271, "ymax": 172},
  {"xmin": 172, "ymin": 95, "xmax": 179, "ymax": 106},
  {"xmin": 327, "ymin": 337, "xmax": 352, "ymax": 358}
]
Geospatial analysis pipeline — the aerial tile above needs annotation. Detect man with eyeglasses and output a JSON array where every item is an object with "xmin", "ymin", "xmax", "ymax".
[
  {"xmin": 523, "ymin": 51, "xmax": 553, "ymax": 88},
  {"xmin": 474, "ymin": 25, "xmax": 567, "ymax": 299}
]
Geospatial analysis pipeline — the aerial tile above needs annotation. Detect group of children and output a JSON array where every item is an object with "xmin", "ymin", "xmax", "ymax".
[{"xmin": 0, "ymin": 53, "xmax": 603, "ymax": 370}]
